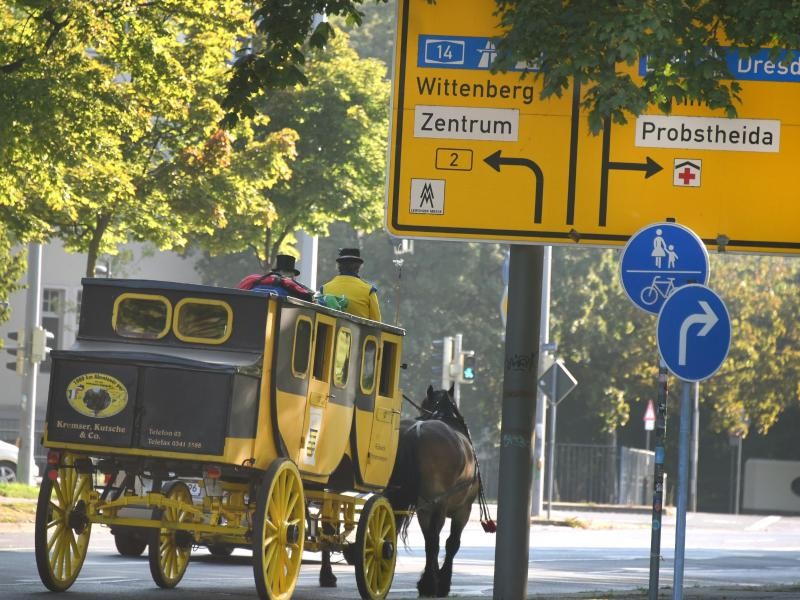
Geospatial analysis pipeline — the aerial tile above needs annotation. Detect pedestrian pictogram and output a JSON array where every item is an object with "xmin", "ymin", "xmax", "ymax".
[
  {"xmin": 620, "ymin": 222, "xmax": 709, "ymax": 315},
  {"xmin": 674, "ymin": 159, "xmax": 701, "ymax": 187}
]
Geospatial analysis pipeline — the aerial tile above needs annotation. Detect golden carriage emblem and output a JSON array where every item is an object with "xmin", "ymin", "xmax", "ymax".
[{"xmin": 66, "ymin": 373, "xmax": 128, "ymax": 418}]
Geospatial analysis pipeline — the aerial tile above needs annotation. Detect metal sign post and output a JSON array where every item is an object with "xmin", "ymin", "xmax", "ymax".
[
  {"xmin": 657, "ymin": 284, "xmax": 731, "ymax": 600},
  {"xmin": 537, "ymin": 359, "xmax": 578, "ymax": 521}
]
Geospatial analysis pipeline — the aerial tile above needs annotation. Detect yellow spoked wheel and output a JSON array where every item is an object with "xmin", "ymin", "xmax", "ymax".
[
  {"xmin": 34, "ymin": 454, "xmax": 93, "ymax": 592},
  {"xmin": 354, "ymin": 495, "xmax": 397, "ymax": 600},
  {"xmin": 252, "ymin": 459, "xmax": 305, "ymax": 600},
  {"xmin": 148, "ymin": 480, "xmax": 194, "ymax": 588}
]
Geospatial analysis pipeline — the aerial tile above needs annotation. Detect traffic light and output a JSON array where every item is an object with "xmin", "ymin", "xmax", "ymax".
[
  {"xmin": 431, "ymin": 337, "xmax": 455, "ymax": 388},
  {"xmin": 31, "ymin": 326, "xmax": 54, "ymax": 364},
  {"xmin": 6, "ymin": 330, "xmax": 25, "ymax": 375},
  {"xmin": 459, "ymin": 350, "xmax": 476, "ymax": 384}
]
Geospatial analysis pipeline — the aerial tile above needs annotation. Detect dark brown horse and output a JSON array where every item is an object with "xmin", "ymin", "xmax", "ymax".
[{"xmin": 386, "ymin": 385, "xmax": 494, "ymax": 597}]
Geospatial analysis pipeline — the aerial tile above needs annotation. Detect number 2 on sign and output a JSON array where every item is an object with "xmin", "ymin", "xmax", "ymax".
[{"xmin": 435, "ymin": 148, "xmax": 473, "ymax": 171}]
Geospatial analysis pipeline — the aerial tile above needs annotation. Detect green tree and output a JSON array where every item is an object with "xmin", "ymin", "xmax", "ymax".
[
  {"xmin": 201, "ymin": 31, "xmax": 390, "ymax": 267},
  {"xmin": 0, "ymin": 1, "xmax": 297, "ymax": 276},
  {"xmin": 226, "ymin": 1, "xmax": 800, "ymax": 131}
]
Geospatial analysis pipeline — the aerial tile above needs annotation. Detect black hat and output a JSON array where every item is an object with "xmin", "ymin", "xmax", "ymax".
[
  {"xmin": 272, "ymin": 254, "xmax": 300, "ymax": 276},
  {"xmin": 336, "ymin": 248, "xmax": 363, "ymax": 263}
]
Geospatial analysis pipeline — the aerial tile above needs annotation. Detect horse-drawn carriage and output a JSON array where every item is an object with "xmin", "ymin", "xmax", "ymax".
[{"xmin": 34, "ymin": 277, "xmax": 405, "ymax": 599}]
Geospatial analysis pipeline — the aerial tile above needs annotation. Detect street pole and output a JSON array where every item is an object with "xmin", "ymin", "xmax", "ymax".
[
  {"xmin": 672, "ymin": 379, "xmax": 693, "ymax": 600},
  {"xmin": 453, "ymin": 333, "xmax": 462, "ymax": 407},
  {"xmin": 546, "ymin": 393, "xmax": 557, "ymax": 521},
  {"xmin": 690, "ymin": 382, "xmax": 699, "ymax": 512},
  {"xmin": 493, "ymin": 245, "xmax": 543, "ymax": 600},
  {"xmin": 18, "ymin": 242, "xmax": 42, "ymax": 485},
  {"xmin": 734, "ymin": 435, "xmax": 743, "ymax": 515},
  {"xmin": 531, "ymin": 245, "xmax": 551, "ymax": 517},
  {"xmin": 297, "ymin": 230, "xmax": 318, "ymax": 290},
  {"xmin": 648, "ymin": 358, "xmax": 669, "ymax": 600},
  {"xmin": 441, "ymin": 336, "xmax": 453, "ymax": 391}
]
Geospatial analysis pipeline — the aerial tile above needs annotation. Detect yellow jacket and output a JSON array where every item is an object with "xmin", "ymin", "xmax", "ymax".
[{"xmin": 320, "ymin": 275, "xmax": 381, "ymax": 321}]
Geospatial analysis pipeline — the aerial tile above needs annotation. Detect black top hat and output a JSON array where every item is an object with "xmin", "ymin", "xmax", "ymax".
[
  {"xmin": 336, "ymin": 248, "xmax": 363, "ymax": 263},
  {"xmin": 272, "ymin": 254, "xmax": 300, "ymax": 276}
]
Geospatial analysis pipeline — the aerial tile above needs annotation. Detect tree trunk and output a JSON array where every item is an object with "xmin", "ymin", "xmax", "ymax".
[{"xmin": 84, "ymin": 214, "xmax": 112, "ymax": 278}]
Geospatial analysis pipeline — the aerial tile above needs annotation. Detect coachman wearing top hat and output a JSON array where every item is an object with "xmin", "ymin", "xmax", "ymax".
[
  {"xmin": 319, "ymin": 248, "xmax": 382, "ymax": 321},
  {"xmin": 237, "ymin": 254, "xmax": 315, "ymax": 301}
]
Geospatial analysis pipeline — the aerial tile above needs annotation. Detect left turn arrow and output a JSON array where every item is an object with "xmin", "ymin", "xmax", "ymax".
[{"xmin": 484, "ymin": 150, "xmax": 544, "ymax": 223}]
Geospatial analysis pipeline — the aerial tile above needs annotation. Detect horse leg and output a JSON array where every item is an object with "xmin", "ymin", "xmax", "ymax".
[
  {"xmin": 319, "ymin": 522, "xmax": 337, "ymax": 587},
  {"xmin": 436, "ymin": 505, "xmax": 470, "ymax": 597},
  {"xmin": 417, "ymin": 508, "xmax": 446, "ymax": 597}
]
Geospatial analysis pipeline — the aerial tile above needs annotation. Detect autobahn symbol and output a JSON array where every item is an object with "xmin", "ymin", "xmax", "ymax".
[
  {"xmin": 656, "ymin": 284, "xmax": 731, "ymax": 382},
  {"xmin": 619, "ymin": 222, "xmax": 709, "ymax": 315}
]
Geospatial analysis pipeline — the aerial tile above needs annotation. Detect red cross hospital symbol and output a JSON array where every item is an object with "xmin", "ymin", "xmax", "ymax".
[{"xmin": 673, "ymin": 159, "xmax": 701, "ymax": 187}]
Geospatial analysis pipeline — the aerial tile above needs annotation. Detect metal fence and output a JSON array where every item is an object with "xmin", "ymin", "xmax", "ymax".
[{"xmin": 479, "ymin": 443, "xmax": 655, "ymax": 505}]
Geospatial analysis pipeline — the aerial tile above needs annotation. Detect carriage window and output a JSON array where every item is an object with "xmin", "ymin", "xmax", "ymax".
[
  {"xmin": 312, "ymin": 321, "xmax": 333, "ymax": 381},
  {"xmin": 333, "ymin": 328, "xmax": 352, "ymax": 388},
  {"xmin": 113, "ymin": 294, "xmax": 171, "ymax": 340},
  {"xmin": 174, "ymin": 299, "xmax": 232, "ymax": 344},
  {"xmin": 378, "ymin": 340, "xmax": 398, "ymax": 397},
  {"xmin": 292, "ymin": 318, "xmax": 312, "ymax": 378},
  {"xmin": 360, "ymin": 337, "xmax": 378, "ymax": 394}
]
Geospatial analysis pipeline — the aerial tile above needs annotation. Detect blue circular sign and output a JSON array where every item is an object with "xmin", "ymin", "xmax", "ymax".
[
  {"xmin": 620, "ymin": 223, "xmax": 709, "ymax": 315},
  {"xmin": 657, "ymin": 284, "xmax": 731, "ymax": 382}
]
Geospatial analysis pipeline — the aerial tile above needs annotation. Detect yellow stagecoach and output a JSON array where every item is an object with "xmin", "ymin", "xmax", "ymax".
[{"xmin": 34, "ymin": 278, "xmax": 405, "ymax": 599}]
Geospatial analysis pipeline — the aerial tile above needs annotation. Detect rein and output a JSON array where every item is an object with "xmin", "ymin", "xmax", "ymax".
[{"xmin": 402, "ymin": 393, "xmax": 435, "ymax": 417}]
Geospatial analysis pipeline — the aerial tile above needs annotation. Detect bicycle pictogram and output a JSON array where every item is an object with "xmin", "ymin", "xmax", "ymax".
[{"xmin": 640, "ymin": 275, "xmax": 676, "ymax": 306}]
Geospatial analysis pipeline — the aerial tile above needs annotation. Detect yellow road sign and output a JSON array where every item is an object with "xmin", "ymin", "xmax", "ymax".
[{"xmin": 386, "ymin": 0, "xmax": 800, "ymax": 254}]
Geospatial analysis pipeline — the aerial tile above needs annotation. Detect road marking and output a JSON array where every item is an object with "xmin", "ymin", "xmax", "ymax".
[{"xmin": 745, "ymin": 515, "xmax": 782, "ymax": 531}]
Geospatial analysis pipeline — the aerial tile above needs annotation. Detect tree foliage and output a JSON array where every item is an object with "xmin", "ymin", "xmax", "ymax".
[
  {"xmin": 202, "ymin": 31, "xmax": 390, "ymax": 267},
  {"xmin": 226, "ymin": 1, "xmax": 800, "ymax": 131},
  {"xmin": 0, "ymin": 0, "xmax": 297, "ymax": 276}
]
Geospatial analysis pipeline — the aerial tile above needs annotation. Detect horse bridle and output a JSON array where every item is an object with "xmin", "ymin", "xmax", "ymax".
[{"xmin": 402, "ymin": 393, "xmax": 435, "ymax": 417}]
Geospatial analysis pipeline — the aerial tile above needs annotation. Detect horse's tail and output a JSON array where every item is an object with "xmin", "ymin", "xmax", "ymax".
[{"xmin": 385, "ymin": 424, "xmax": 420, "ymax": 546}]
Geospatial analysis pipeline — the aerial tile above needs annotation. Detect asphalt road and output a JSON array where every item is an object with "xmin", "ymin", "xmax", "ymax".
[{"xmin": 2, "ymin": 508, "xmax": 800, "ymax": 599}]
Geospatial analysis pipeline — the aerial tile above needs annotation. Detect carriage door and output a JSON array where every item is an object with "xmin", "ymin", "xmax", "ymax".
[
  {"xmin": 296, "ymin": 314, "xmax": 335, "ymax": 475},
  {"xmin": 364, "ymin": 335, "xmax": 402, "ymax": 486}
]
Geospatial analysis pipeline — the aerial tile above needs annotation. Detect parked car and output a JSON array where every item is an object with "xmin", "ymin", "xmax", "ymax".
[
  {"xmin": 0, "ymin": 440, "xmax": 41, "ymax": 483},
  {"xmin": 0, "ymin": 440, "xmax": 19, "ymax": 483}
]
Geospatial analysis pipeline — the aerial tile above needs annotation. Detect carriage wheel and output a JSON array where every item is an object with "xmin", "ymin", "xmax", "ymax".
[
  {"xmin": 148, "ymin": 480, "xmax": 194, "ymax": 588},
  {"xmin": 354, "ymin": 495, "xmax": 397, "ymax": 600},
  {"xmin": 34, "ymin": 454, "xmax": 93, "ymax": 592},
  {"xmin": 252, "ymin": 459, "xmax": 305, "ymax": 600}
]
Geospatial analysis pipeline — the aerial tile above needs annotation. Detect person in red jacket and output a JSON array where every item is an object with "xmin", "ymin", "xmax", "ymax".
[{"xmin": 237, "ymin": 254, "xmax": 314, "ymax": 301}]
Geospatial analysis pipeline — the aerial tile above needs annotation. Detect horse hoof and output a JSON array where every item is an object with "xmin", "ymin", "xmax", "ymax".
[
  {"xmin": 417, "ymin": 580, "xmax": 437, "ymax": 597},
  {"xmin": 319, "ymin": 575, "xmax": 337, "ymax": 588}
]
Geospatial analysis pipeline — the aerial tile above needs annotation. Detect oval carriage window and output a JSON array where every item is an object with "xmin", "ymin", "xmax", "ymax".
[
  {"xmin": 292, "ymin": 317, "xmax": 313, "ymax": 378},
  {"xmin": 360, "ymin": 337, "xmax": 378, "ymax": 394},
  {"xmin": 174, "ymin": 299, "xmax": 232, "ymax": 344},
  {"xmin": 113, "ymin": 294, "xmax": 171, "ymax": 340},
  {"xmin": 333, "ymin": 328, "xmax": 352, "ymax": 388}
]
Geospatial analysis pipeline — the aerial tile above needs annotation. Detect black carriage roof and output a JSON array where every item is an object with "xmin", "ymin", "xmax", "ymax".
[{"xmin": 81, "ymin": 278, "xmax": 405, "ymax": 336}]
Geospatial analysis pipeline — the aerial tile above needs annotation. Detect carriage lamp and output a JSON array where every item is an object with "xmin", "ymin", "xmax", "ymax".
[
  {"xmin": 47, "ymin": 450, "xmax": 60, "ymax": 465},
  {"xmin": 205, "ymin": 465, "xmax": 222, "ymax": 479},
  {"xmin": 204, "ymin": 465, "xmax": 223, "ymax": 497}
]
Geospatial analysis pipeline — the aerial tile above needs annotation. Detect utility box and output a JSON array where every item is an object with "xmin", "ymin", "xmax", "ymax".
[{"xmin": 742, "ymin": 458, "xmax": 800, "ymax": 513}]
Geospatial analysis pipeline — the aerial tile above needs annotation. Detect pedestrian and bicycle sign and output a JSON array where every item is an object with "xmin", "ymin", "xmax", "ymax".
[
  {"xmin": 620, "ymin": 222, "xmax": 709, "ymax": 315},
  {"xmin": 656, "ymin": 284, "xmax": 731, "ymax": 382}
]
